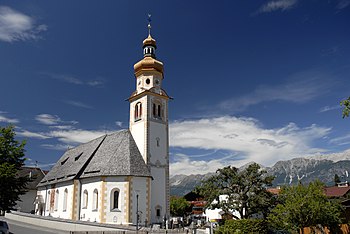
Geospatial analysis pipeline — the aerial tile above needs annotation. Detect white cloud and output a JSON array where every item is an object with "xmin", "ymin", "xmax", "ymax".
[
  {"xmin": 218, "ymin": 71, "xmax": 333, "ymax": 113},
  {"xmin": 330, "ymin": 134, "xmax": 350, "ymax": 146},
  {"xmin": 47, "ymin": 129, "xmax": 111, "ymax": 144},
  {"xmin": 257, "ymin": 0, "xmax": 297, "ymax": 13},
  {"xmin": 41, "ymin": 144, "xmax": 73, "ymax": 151},
  {"xmin": 336, "ymin": 0, "xmax": 350, "ymax": 9},
  {"xmin": 41, "ymin": 72, "xmax": 105, "ymax": 87},
  {"xmin": 319, "ymin": 105, "xmax": 341, "ymax": 113},
  {"xmin": 0, "ymin": 114, "xmax": 19, "ymax": 123},
  {"xmin": 115, "ymin": 121, "xmax": 123, "ymax": 128},
  {"xmin": 169, "ymin": 116, "xmax": 331, "ymax": 175},
  {"xmin": 0, "ymin": 6, "xmax": 47, "ymax": 42},
  {"xmin": 35, "ymin": 114, "xmax": 61, "ymax": 125},
  {"xmin": 16, "ymin": 129, "xmax": 50, "ymax": 139},
  {"xmin": 65, "ymin": 100, "xmax": 93, "ymax": 109}
]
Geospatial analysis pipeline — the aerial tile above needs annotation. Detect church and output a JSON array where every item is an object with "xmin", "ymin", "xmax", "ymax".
[{"xmin": 36, "ymin": 21, "xmax": 170, "ymax": 226}]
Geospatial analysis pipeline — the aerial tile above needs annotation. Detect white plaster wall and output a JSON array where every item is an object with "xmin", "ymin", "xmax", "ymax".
[
  {"xmin": 130, "ymin": 95, "xmax": 148, "ymax": 162},
  {"xmin": 79, "ymin": 177, "xmax": 102, "ymax": 222},
  {"xmin": 150, "ymin": 167, "xmax": 166, "ymax": 223},
  {"xmin": 104, "ymin": 177, "xmax": 128, "ymax": 225},
  {"xmin": 130, "ymin": 177, "xmax": 148, "ymax": 226},
  {"xmin": 37, "ymin": 181, "xmax": 74, "ymax": 219},
  {"xmin": 149, "ymin": 121, "xmax": 167, "ymax": 165}
]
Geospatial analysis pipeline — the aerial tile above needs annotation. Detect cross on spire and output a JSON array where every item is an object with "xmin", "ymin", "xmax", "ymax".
[{"xmin": 148, "ymin": 14, "xmax": 152, "ymax": 36}]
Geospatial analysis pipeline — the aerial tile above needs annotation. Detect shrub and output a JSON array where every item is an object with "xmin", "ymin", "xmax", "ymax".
[{"xmin": 215, "ymin": 219, "xmax": 268, "ymax": 234}]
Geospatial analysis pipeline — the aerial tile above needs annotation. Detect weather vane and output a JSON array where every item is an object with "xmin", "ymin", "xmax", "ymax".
[{"xmin": 147, "ymin": 13, "xmax": 152, "ymax": 36}]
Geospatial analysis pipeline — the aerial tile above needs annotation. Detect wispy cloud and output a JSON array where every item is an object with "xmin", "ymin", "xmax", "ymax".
[
  {"xmin": 0, "ymin": 6, "xmax": 47, "ymax": 42},
  {"xmin": 64, "ymin": 100, "xmax": 94, "ymax": 109},
  {"xmin": 330, "ymin": 134, "xmax": 350, "ymax": 146},
  {"xmin": 336, "ymin": 0, "xmax": 350, "ymax": 9},
  {"xmin": 115, "ymin": 121, "xmax": 123, "ymax": 128},
  {"xmin": 257, "ymin": 0, "xmax": 298, "ymax": 13},
  {"xmin": 16, "ymin": 129, "xmax": 50, "ymax": 139},
  {"xmin": 35, "ymin": 113, "xmax": 78, "ymax": 126},
  {"xmin": 47, "ymin": 129, "xmax": 111, "ymax": 144},
  {"xmin": 217, "ymin": 71, "xmax": 333, "ymax": 113},
  {"xmin": 0, "ymin": 112, "xmax": 19, "ymax": 124},
  {"xmin": 169, "ymin": 116, "xmax": 331, "ymax": 175},
  {"xmin": 41, "ymin": 72, "xmax": 105, "ymax": 87},
  {"xmin": 35, "ymin": 114, "xmax": 61, "ymax": 125},
  {"xmin": 41, "ymin": 144, "xmax": 73, "ymax": 151},
  {"xmin": 319, "ymin": 105, "xmax": 341, "ymax": 113}
]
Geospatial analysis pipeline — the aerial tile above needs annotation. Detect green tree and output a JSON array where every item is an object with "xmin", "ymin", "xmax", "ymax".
[
  {"xmin": 0, "ymin": 125, "xmax": 29, "ymax": 215},
  {"xmin": 196, "ymin": 163, "xmax": 275, "ymax": 219},
  {"xmin": 334, "ymin": 174, "xmax": 341, "ymax": 185},
  {"xmin": 268, "ymin": 180, "xmax": 342, "ymax": 234},
  {"xmin": 341, "ymin": 97, "xmax": 350, "ymax": 118},
  {"xmin": 170, "ymin": 196, "xmax": 191, "ymax": 217}
]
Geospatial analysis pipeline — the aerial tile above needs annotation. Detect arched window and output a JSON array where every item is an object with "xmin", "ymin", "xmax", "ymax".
[
  {"xmin": 92, "ymin": 189, "xmax": 98, "ymax": 210},
  {"xmin": 157, "ymin": 105, "xmax": 161, "ymax": 118},
  {"xmin": 134, "ymin": 102, "xmax": 142, "ymax": 121},
  {"xmin": 46, "ymin": 191, "xmax": 51, "ymax": 211},
  {"xmin": 54, "ymin": 189, "xmax": 59, "ymax": 211},
  {"xmin": 156, "ymin": 137, "xmax": 160, "ymax": 147},
  {"xmin": 152, "ymin": 101, "xmax": 162, "ymax": 119},
  {"xmin": 111, "ymin": 189, "xmax": 120, "ymax": 210},
  {"xmin": 63, "ymin": 188, "xmax": 68, "ymax": 212},
  {"xmin": 82, "ymin": 190, "xmax": 88, "ymax": 209}
]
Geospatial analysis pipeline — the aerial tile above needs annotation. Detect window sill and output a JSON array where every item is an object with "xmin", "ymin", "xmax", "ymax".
[
  {"xmin": 82, "ymin": 207, "xmax": 87, "ymax": 209},
  {"xmin": 111, "ymin": 208, "xmax": 121, "ymax": 212},
  {"xmin": 92, "ymin": 209, "xmax": 98, "ymax": 212},
  {"xmin": 63, "ymin": 210, "xmax": 67, "ymax": 212}
]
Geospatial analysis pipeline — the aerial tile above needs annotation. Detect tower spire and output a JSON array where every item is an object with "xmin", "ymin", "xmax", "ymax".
[{"xmin": 148, "ymin": 14, "xmax": 152, "ymax": 36}]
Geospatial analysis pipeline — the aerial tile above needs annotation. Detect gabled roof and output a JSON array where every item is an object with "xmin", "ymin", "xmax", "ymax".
[
  {"xmin": 324, "ymin": 185, "xmax": 350, "ymax": 197},
  {"xmin": 38, "ymin": 130, "xmax": 151, "ymax": 187},
  {"xmin": 17, "ymin": 167, "xmax": 46, "ymax": 190}
]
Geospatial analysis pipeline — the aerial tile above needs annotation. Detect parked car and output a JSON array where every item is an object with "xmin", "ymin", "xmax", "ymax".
[{"xmin": 0, "ymin": 220, "xmax": 9, "ymax": 234}]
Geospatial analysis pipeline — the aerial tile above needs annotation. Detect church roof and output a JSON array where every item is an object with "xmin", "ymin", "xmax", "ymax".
[{"xmin": 38, "ymin": 130, "xmax": 151, "ymax": 186}]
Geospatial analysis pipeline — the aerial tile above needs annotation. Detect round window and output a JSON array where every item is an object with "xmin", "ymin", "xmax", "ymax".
[
  {"xmin": 146, "ymin": 79, "xmax": 150, "ymax": 85},
  {"xmin": 155, "ymin": 79, "xmax": 160, "ymax": 85}
]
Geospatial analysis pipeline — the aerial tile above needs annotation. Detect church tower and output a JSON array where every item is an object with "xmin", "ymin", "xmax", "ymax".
[{"xmin": 129, "ymin": 19, "xmax": 170, "ymax": 224}]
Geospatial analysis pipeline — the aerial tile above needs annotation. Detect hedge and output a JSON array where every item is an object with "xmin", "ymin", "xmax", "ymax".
[{"xmin": 215, "ymin": 219, "xmax": 268, "ymax": 234}]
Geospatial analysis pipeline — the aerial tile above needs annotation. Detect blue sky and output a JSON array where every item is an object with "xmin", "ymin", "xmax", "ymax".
[{"xmin": 0, "ymin": 0, "xmax": 349, "ymax": 175}]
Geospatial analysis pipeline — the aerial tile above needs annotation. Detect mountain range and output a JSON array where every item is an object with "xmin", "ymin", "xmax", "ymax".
[{"xmin": 170, "ymin": 149, "xmax": 350, "ymax": 196}]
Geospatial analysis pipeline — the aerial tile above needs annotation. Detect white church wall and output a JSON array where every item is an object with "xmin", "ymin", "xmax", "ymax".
[
  {"xmin": 130, "ymin": 177, "xmax": 148, "ymax": 226},
  {"xmin": 104, "ymin": 176, "xmax": 128, "ymax": 225},
  {"xmin": 150, "ymin": 167, "xmax": 166, "ymax": 224},
  {"xmin": 37, "ymin": 181, "xmax": 74, "ymax": 219},
  {"xmin": 79, "ymin": 177, "xmax": 102, "ymax": 222},
  {"xmin": 149, "ymin": 121, "xmax": 167, "ymax": 165}
]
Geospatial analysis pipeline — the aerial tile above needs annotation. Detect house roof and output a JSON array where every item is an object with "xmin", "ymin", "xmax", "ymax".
[
  {"xmin": 324, "ymin": 185, "xmax": 350, "ymax": 197},
  {"xmin": 17, "ymin": 167, "xmax": 46, "ymax": 190},
  {"xmin": 38, "ymin": 130, "xmax": 151, "ymax": 187}
]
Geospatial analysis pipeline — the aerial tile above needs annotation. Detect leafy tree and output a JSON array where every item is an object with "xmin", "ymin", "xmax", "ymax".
[
  {"xmin": 334, "ymin": 174, "xmax": 341, "ymax": 185},
  {"xmin": 0, "ymin": 125, "xmax": 29, "ymax": 215},
  {"xmin": 341, "ymin": 97, "xmax": 350, "ymax": 118},
  {"xmin": 268, "ymin": 180, "xmax": 342, "ymax": 234},
  {"xmin": 170, "ymin": 196, "xmax": 191, "ymax": 217},
  {"xmin": 196, "ymin": 163, "xmax": 275, "ymax": 219}
]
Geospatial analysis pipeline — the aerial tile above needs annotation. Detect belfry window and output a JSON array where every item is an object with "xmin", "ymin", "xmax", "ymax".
[
  {"xmin": 153, "ymin": 102, "xmax": 162, "ymax": 119},
  {"xmin": 134, "ymin": 102, "xmax": 142, "ymax": 121}
]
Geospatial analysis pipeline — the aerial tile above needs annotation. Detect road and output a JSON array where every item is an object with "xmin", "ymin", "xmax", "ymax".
[{"xmin": 3, "ymin": 218, "xmax": 69, "ymax": 234}]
